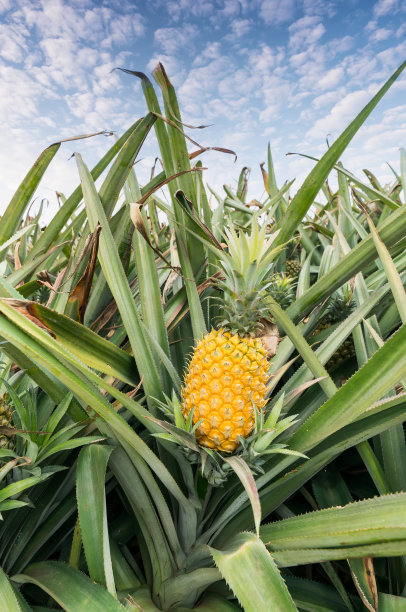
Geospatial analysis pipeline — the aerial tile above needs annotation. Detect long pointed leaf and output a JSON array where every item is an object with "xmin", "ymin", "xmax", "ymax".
[
  {"xmin": 12, "ymin": 561, "xmax": 125, "ymax": 611},
  {"xmin": 77, "ymin": 444, "xmax": 115, "ymax": 594},
  {"xmin": 210, "ymin": 532, "xmax": 298, "ymax": 612}
]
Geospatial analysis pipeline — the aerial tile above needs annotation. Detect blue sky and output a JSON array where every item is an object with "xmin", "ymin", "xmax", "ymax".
[{"xmin": 0, "ymin": 0, "xmax": 405, "ymax": 219}]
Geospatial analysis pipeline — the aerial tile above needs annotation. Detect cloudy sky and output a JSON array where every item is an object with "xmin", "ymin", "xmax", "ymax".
[{"xmin": 1, "ymin": 0, "xmax": 405, "ymax": 219}]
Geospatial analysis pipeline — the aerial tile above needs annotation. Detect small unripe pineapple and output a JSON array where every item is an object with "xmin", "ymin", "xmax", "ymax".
[
  {"xmin": 313, "ymin": 292, "xmax": 356, "ymax": 368},
  {"xmin": 182, "ymin": 330, "xmax": 268, "ymax": 452},
  {"xmin": 285, "ymin": 258, "xmax": 301, "ymax": 278},
  {"xmin": 181, "ymin": 221, "xmax": 280, "ymax": 453},
  {"xmin": 0, "ymin": 397, "xmax": 14, "ymax": 450}
]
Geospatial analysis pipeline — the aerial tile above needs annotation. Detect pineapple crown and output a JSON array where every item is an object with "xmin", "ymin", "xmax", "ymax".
[
  {"xmin": 266, "ymin": 273, "xmax": 296, "ymax": 310},
  {"xmin": 215, "ymin": 217, "xmax": 284, "ymax": 335}
]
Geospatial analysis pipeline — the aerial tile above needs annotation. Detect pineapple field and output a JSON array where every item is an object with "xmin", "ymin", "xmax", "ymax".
[{"xmin": 0, "ymin": 60, "xmax": 406, "ymax": 611}]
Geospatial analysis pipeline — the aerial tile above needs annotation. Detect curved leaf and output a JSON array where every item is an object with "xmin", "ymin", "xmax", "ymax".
[
  {"xmin": 261, "ymin": 493, "xmax": 406, "ymax": 549},
  {"xmin": 0, "ymin": 566, "xmax": 23, "ymax": 612},
  {"xmin": 0, "ymin": 144, "xmax": 59, "ymax": 246},
  {"xmin": 12, "ymin": 561, "xmax": 125, "ymax": 611},
  {"xmin": 210, "ymin": 532, "xmax": 297, "ymax": 612}
]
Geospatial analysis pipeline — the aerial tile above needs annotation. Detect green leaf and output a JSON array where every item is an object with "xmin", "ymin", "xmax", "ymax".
[
  {"xmin": 272, "ymin": 540, "xmax": 406, "ymax": 567},
  {"xmin": 0, "ymin": 304, "xmax": 192, "ymax": 512},
  {"xmin": 75, "ymin": 149, "xmax": 163, "ymax": 403},
  {"xmin": 216, "ymin": 395, "xmax": 406, "ymax": 545},
  {"xmin": 130, "ymin": 195, "xmax": 171, "ymax": 392},
  {"xmin": 285, "ymin": 576, "xmax": 351, "ymax": 612},
  {"xmin": 0, "ymin": 474, "xmax": 51, "ymax": 502},
  {"xmin": 0, "ymin": 225, "xmax": 36, "ymax": 263},
  {"xmin": 210, "ymin": 532, "xmax": 298, "ymax": 612},
  {"xmin": 260, "ymin": 493, "xmax": 406, "ymax": 549},
  {"xmin": 287, "ymin": 204, "xmax": 406, "ymax": 322},
  {"xmin": 266, "ymin": 295, "xmax": 336, "ymax": 399},
  {"xmin": 161, "ymin": 568, "xmax": 221, "ymax": 609},
  {"xmin": 37, "ymin": 436, "xmax": 103, "ymax": 463},
  {"xmin": 77, "ymin": 444, "xmax": 115, "ymax": 595},
  {"xmin": 0, "ymin": 500, "xmax": 28, "ymax": 512},
  {"xmin": 366, "ymin": 214, "xmax": 406, "ymax": 324},
  {"xmin": 0, "ymin": 144, "xmax": 59, "ymax": 246},
  {"xmin": 379, "ymin": 593, "xmax": 406, "ymax": 611},
  {"xmin": 26, "ymin": 122, "xmax": 141, "ymax": 262},
  {"xmin": 192, "ymin": 593, "xmax": 242, "ymax": 611},
  {"xmin": 0, "ymin": 565, "xmax": 23, "ymax": 612},
  {"xmin": 222, "ymin": 456, "xmax": 261, "ymax": 537},
  {"xmin": 123, "ymin": 586, "xmax": 161, "ymax": 611},
  {"xmin": 109, "ymin": 538, "xmax": 141, "ymax": 592},
  {"xmin": 12, "ymin": 561, "xmax": 126, "ymax": 611},
  {"xmin": 312, "ymin": 466, "xmax": 376, "ymax": 610},
  {"xmin": 290, "ymin": 324, "xmax": 406, "ymax": 453},
  {"xmin": 5, "ymin": 300, "xmax": 138, "ymax": 386}
]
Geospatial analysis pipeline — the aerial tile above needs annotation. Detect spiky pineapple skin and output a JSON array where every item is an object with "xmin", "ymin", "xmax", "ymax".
[
  {"xmin": 182, "ymin": 329, "xmax": 269, "ymax": 453},
  {"xmin": 0, "ymin": 397, "xmax": 13, "ymax": 450},
  {"xmin": 285, "ymin": 259, "xmax": 301, "ymax": 278}
]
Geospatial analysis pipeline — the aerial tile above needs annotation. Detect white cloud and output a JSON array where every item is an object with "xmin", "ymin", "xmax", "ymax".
[
  {"xmin": 369, "ymin": 27, "xmax": 392, "ymax": 42},
  {"xmin": 396, "ymin": 23, "xmax": 406, "ymax": 37},
  {"xmin": 39, "ymin": 37, "xmax": 89, "ymax": 88},
  {"xmin": 193, "ymin": 42, "xmax": 222, "ymax": 66},
  {"xmin": 260, "ymin": 0, "xmax": 296, "ymax": 25},
  {"xmin": 220, "ymin": 0, "xmax": 248, "ymax": 18},
  {"xmin": 313, "ymin": 89, "xmax": 345, "ymax": 109},
  {"xmin": 375, "ymin": 40, "xmax": 406, "ymax": 72},
  {"xmin": 154, "ymin": 24, "xmax": 197, "ymax": 55},
  {"xmin": 178, "ymin": 57, "xmax": 233, "ymax": 117},
  {"xmin": 307, "ymin": 87, "xmax": 378, "ymax": 140},
  {"xmin": 249, "ymin": 43, "xmax": 279, "ymax": 71},
  {"xmin": 326, "ymin": 35, "xmax": 354, "ymax": 55},
  {"xmin": 346, "ymin": 55, "xmax": 378, "ymax": 81},
  {"xmin": 230, "ymin": 18, "xmax": 253, "ymax": 37},
  {"xmin": 373, "ymin": 0, "xmax": 399, "ymax": 17},
  {"xmin": 303, "ymin": 0, "xmax": 336, "ymax": 17},
  {"xmin": 288, "ymin": 15, "xmax": 326, "ymax": 50},
  {"xmin": 0, "ymin": 0, "xmax": 12, "ymax": 13},
  {"xmin": 317, "ymin": 66, "xmax": 344, "ymax": 90},
  {"xmin": 0, "ymin": 64, "xmax": 43, "ymax": 124},
  {"xmin": 0, "ymin": 34, "xmax": 24, "ymax": 62},
  {"xmin": 165, "ymin": 0, "xmax": 215, "ymax": 22},
  {"xmin": 365, "ymin": 19, "xmax": 377, "ymax": 32}
]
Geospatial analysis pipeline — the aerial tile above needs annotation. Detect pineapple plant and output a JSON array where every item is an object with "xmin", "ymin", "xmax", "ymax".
[{"xmin": 181, "ymin": 221, "xmax": 280, "ymax": 453}]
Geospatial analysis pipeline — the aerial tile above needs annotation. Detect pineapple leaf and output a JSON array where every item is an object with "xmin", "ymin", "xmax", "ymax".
[{"xmin": 210, "ymin": 532, "xmax": 298, "ymax": 612}]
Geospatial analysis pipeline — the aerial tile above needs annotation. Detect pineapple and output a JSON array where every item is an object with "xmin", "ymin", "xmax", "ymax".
[
  {"xmin": 285, "ymin": 258, "xmax": 301, "ymax": 278},
  {"xmin": 313, "ymin": 292, "xmax": 356, "ymax": 368},
  {"xmin": 0, "ymin": 396, "xmax": 14, "ymax": 450},
  {"xmin": 181, "ymin": 221, "xmax": 280, "ymax": 453}
]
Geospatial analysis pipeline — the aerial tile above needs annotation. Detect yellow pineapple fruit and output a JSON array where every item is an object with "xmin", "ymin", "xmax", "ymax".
[{"xmin": 182, "ymin": 220, "xmax": 281, "ymax": 453}]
